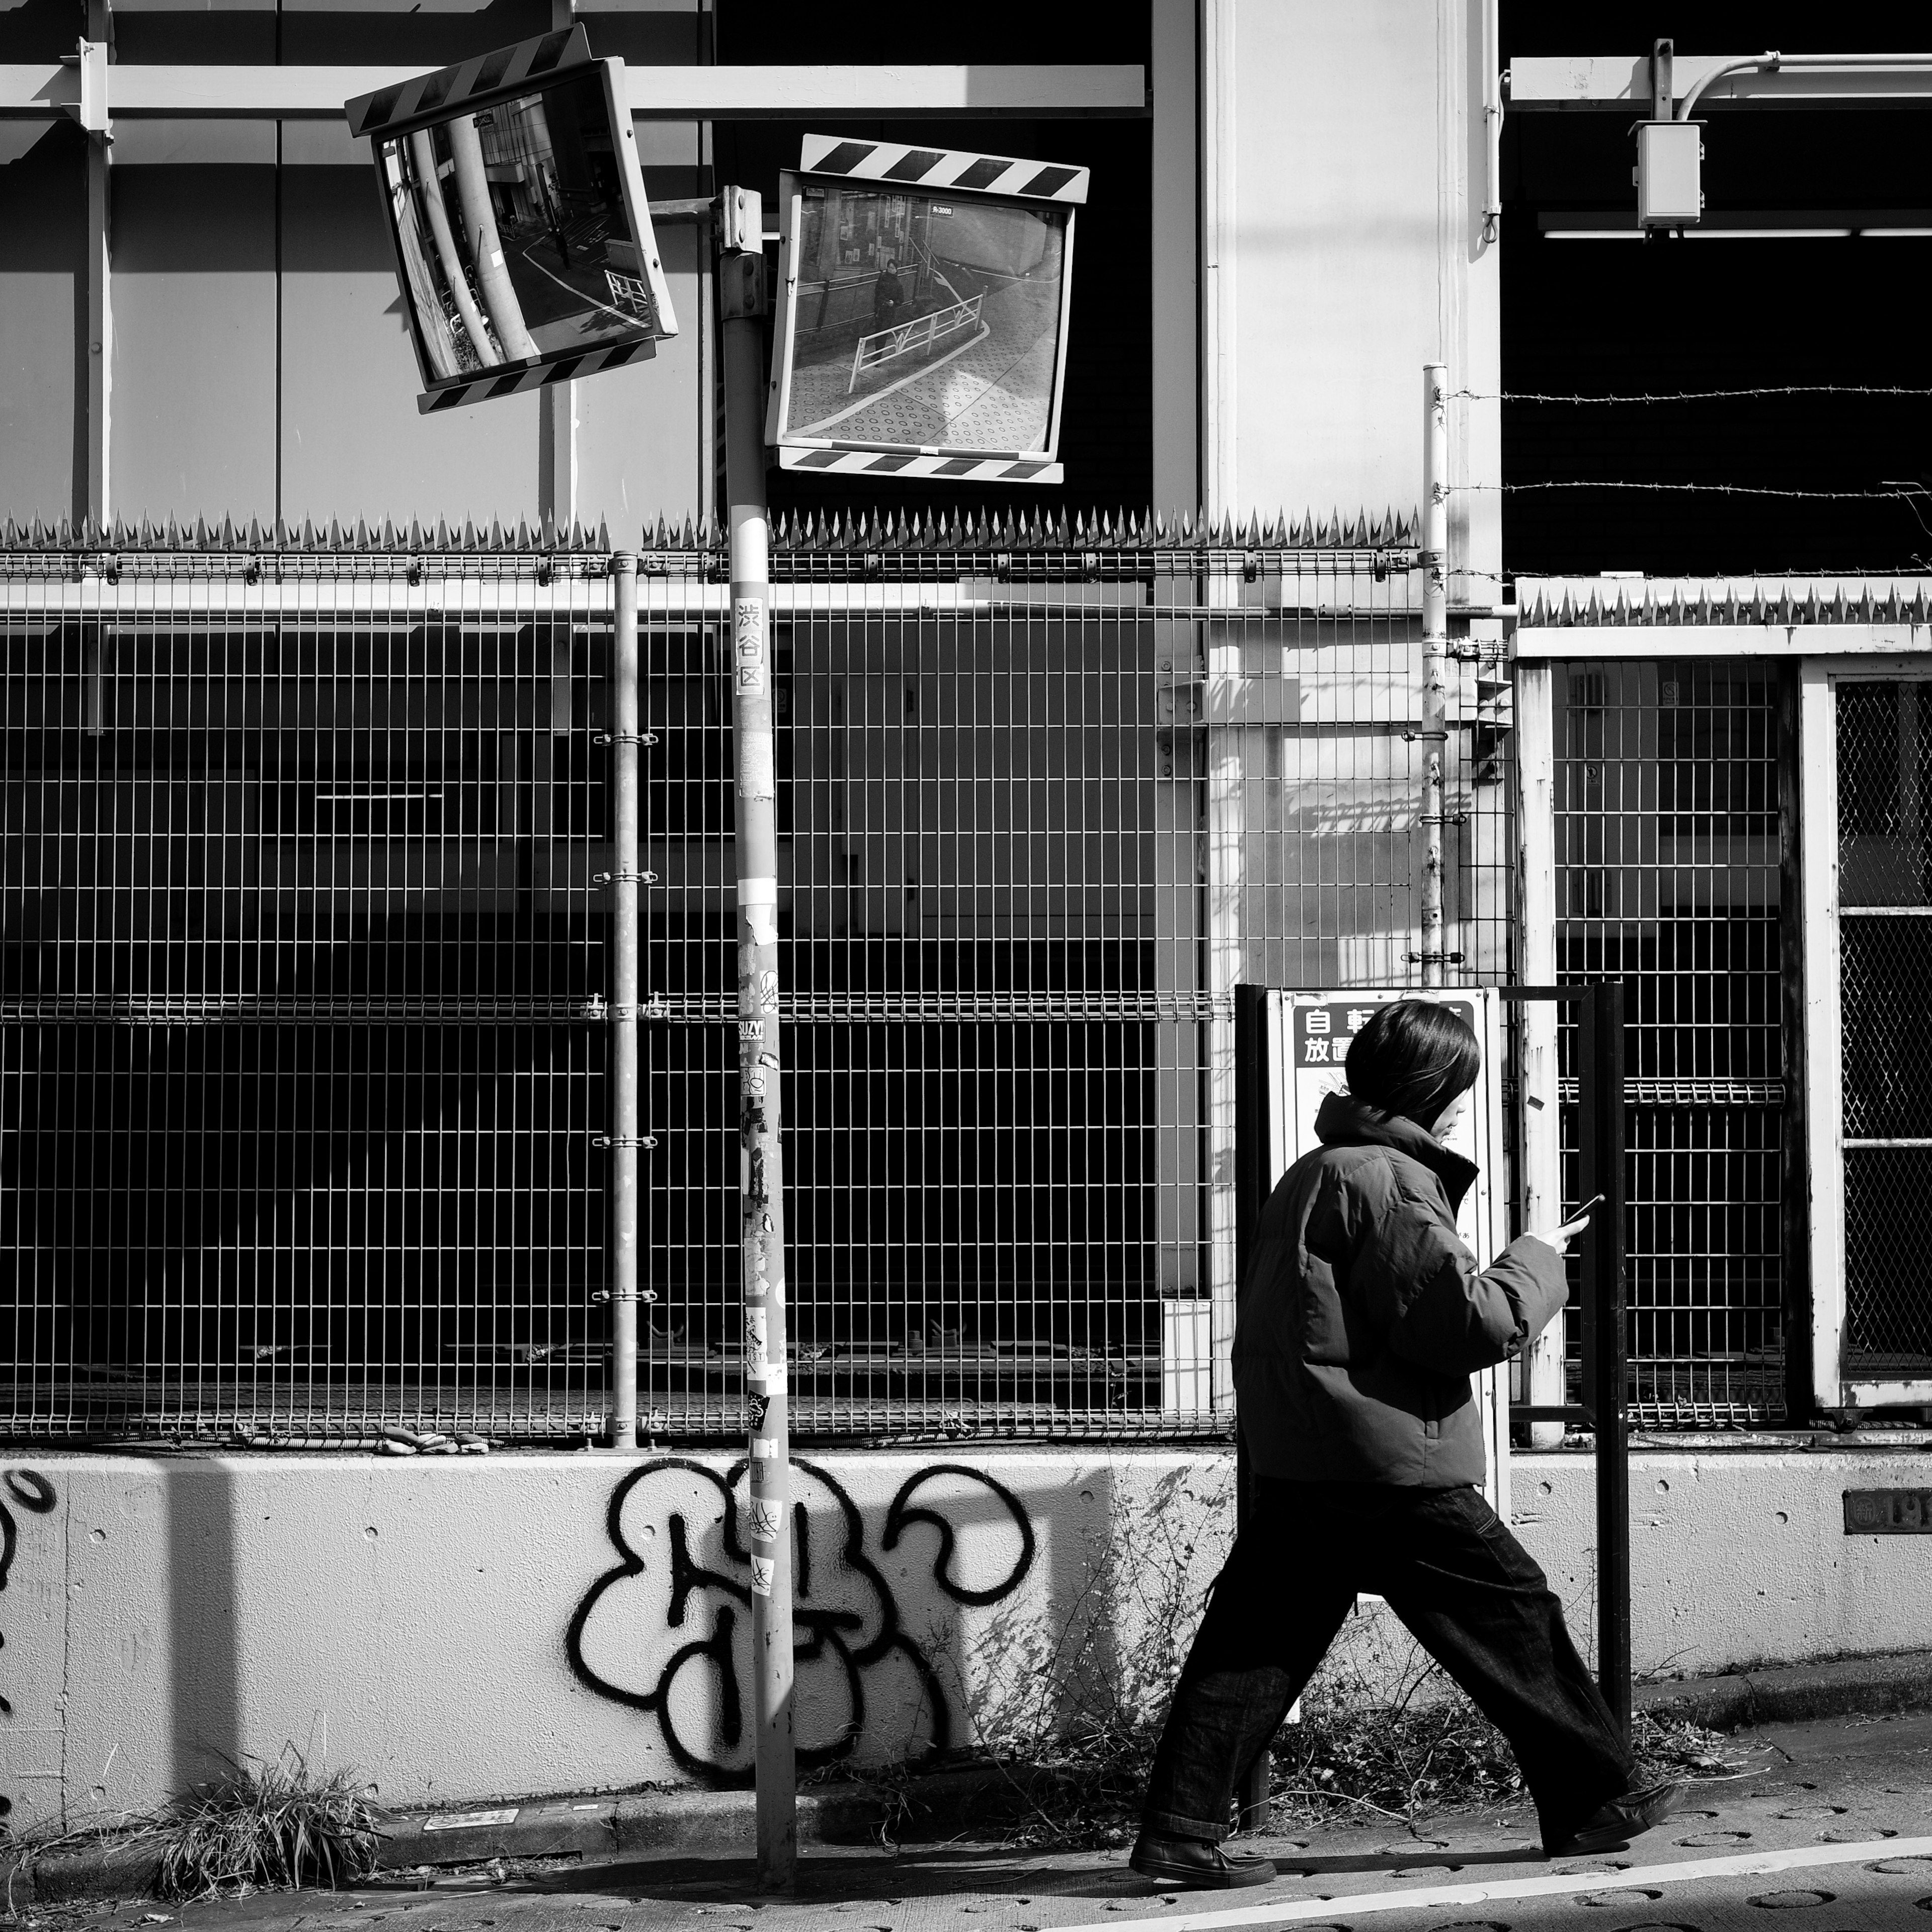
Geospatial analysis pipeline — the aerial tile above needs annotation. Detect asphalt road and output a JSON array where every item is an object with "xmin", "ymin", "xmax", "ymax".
[{"xmin": 17, "ymin": 1711, "xmax": 1932, "ymax": 1932}]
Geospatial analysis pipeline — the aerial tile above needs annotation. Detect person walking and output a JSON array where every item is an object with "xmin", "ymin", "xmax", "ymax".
[
  {"xmin": 1133, "ymin": 999, "xmax": 1683, "ymax": 1891},
  {"xmin": 873, "ymin": 257, "xmax": 905, "ymax": 332}
]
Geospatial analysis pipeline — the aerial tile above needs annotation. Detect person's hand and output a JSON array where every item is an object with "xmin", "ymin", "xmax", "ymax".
[{"xmin": 1524, "ymin": 1209, "xmax": 1595, "ymax": 1257}]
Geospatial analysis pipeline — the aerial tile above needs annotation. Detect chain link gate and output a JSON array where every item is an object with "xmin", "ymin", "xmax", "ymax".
[
  {"xmin": 1836, "ymin": 677, "xmax": 1932, "ymax": 1373},
  {"xmin": 3, "ymin": 514, "xmax": 1506, "ymax": 1444},
  {"xmin": 1550, "ymin": 657, "xmax": 1787, "ymax": 1422}
]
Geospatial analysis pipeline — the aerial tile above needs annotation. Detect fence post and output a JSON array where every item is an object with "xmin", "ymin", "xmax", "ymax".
[
  {"xmin": 1418, "ymin": 363, "xmax": 1449, "ymax": 990},
  {"xmin": 608, "ymin": 552, "xmax": 641, "ymax": 1450},
  {"xmin": 1579, "ymin": 981, "xmax": 1632, "ymax": 1741},
  {"xmin": 1513, "ymin": 663, "xmax": 1568, "ymax": 1447},
  {"xmin": 720, "ymin": 185, "xmax": 798, "ymax": 1891}
]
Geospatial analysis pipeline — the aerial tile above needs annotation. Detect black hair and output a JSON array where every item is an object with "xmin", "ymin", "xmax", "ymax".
[{"xmin": 1343, "ymin": 1000, "xmax": 1481, "ymax": 1132}]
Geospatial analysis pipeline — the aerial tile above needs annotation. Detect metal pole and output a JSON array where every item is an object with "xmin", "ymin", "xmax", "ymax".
[
  {"xmin": 1513, "ymin": 664, "xmax": 1567, "ymax": 1447},
  {"xmin": 1419, "ymin": 363, "xmax": 1449, "ymax": 989},
  {"xmin": 1579, "ymin": 982, "xmax": 1631, "ymax": 1743},
  {"xmin": 608, "ymin": 554, "xmax": 641, "ymax": 1449},
  {"xmin": 1233, "ymin": 984, "xmax": 1269, "ymax": 1832},
  {"xmin": 719, "ymin": 185, "xmax": 797, "ymax": 1891}
]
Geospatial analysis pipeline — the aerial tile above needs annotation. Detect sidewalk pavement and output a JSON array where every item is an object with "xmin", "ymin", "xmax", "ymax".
[{"xmin": 9, "ymin": 1700, "xmax": 1932, "ymax": 1932}]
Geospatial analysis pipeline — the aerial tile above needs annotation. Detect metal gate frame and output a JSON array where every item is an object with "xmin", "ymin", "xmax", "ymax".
[
  {"xmin": 1799, "ymin": 653, "xmax": 1932, "ymax": 1416},
  {"xmin": 1517, "ymin": 574, "xmax": 1932, "ymax": 1429}
]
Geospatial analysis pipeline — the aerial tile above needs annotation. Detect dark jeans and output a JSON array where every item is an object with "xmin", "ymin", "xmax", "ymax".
[{"xmin": 1142, "ymin": 1477, "xmax": 1637, "ymax": 1850}]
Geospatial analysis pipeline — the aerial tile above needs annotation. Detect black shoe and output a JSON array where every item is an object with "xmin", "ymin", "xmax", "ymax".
[
  {"xmin": 1546, "ymin": 1778, "xmax": 1688, "ymax": 1858},
  {"xmin": 1129, "ymin": 1832, "xmax": 1275, "ymax": 1890}
]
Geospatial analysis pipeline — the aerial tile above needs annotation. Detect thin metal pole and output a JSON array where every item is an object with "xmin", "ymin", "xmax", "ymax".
[
  {"xmin": 1580, "ymin": 982, "xmax": 1631, "ymax": 1742},
  {"xmin": 719, "ymin": 186, "xmax": 796, "ymax": 1891},
  {"xmin": 1419, "ymin": 363, "xmax": 1448, "ymax": 989},
  {"xmin": 1513, "ymin": 663, "xmax": 1567, "ymax": 1446},
  {"xmin": 1233, "ymin": 984, "xmax": 1269, "ymax": 1832},
  {"xmin": 608, "ymin": 553, "xmax": 641, "ymax": 1448}
]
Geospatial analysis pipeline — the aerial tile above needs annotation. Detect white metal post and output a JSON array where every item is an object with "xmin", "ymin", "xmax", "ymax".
[
  {"xmin": 1799, "ymin": 662, "xmax": 1846, "ymax": 1415},
  {"xmin": 80, "ymin": 29, "xmax": 111, "ymax": 530},
  {"xmin": 1514, "ymin": 659, "xmax": 1567, "ymax": 1445},
  {"xmin": 1419, "ymin": 364, "xmax": 1450, "ymax": 989},
  {"xmin": 719, "ymin": 185, "xmax": 797, "ymax": 1891},
  {"xmin": 607, "ymin": 555, "xmax": 642, "ymax": 1448}
]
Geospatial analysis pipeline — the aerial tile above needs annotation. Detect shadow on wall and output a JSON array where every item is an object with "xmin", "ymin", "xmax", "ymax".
[
  {"xmin": 565, "ymin": 1456, "xmax": 1234, "ymax": 1786},
  {"xmin": 168, "ymin": 1460, "xmax": 240, "ymax": 1796}
]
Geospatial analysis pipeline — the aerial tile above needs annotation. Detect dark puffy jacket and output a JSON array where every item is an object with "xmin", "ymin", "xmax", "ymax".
[{"xmin": 1233, "ymin": 1091, "xmax": 1568, "ymax": 1488}]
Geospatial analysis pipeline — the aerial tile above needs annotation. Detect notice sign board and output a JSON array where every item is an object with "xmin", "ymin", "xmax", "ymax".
[
  {"xmin": 1259, "ymin": 988, "xmax": 1510, "ymax": 1515},
  {"xmin": 1844, "ymin": 1489, "xmax": 1932, "ymax": 1534}
]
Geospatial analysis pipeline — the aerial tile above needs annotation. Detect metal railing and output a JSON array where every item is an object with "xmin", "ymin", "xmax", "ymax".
[
  {"xmin": 0, "ymin": 507, "xmax": 1518, "ymax": 1444},
  {"xmin": 848, "ymin": 295, "xmax": 984, "ymax": 391}
]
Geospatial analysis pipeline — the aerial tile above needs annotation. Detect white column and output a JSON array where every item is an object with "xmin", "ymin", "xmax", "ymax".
[
  {"xmin": 1515, "ymin": 660, "xmax": 1566, "ymax": 1446},
  {"xmin": 1799, "ymin": 662, "xmax": 1845, "ymax": 1414},
  {"xmin": 1151, "ymin": 0, "xmax": 1198, "ymax": 516}
]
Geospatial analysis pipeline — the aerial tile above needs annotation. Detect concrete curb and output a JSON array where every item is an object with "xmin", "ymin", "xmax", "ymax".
[
  {"xmin": 1635, "ymin": 1648, "xmax": 1932, "ymax": 1732},
  {"xmin": 1, "ymin": 1769, "xmax": 985, "ymax": 1906},
  {"xmin": 9, "ymin": 1655, "xmax": 1929, "ymax": 1905}
]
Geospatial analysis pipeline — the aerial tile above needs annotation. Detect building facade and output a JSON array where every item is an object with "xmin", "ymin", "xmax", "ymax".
[{"xmin": 3, "ymin": 1, "xmax": 1930, "ymax": 1829}]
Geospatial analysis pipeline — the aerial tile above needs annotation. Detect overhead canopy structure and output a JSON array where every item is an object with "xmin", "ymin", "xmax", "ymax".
[
  {"xmin": 0, "ymin": 62, "xmax": 1148, "ymax": 122},
  {"xmin": 1510, "ymin": 51, "xmax": 1932, "ymax": 111}
]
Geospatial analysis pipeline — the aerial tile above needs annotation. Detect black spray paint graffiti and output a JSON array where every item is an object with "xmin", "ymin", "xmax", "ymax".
[
  {"xmin": 0, "ymin": 1467, "xmax": 58, "ymax": 1827},
  {"xmin": 566, "ymin": 1459, "xmax": 1033, "ymax": 1784}
]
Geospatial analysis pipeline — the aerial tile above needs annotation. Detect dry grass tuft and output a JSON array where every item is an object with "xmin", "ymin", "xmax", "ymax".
[{"xmin": 154, "ymin": 1749, "xmax": 383, "ymax": 1900}]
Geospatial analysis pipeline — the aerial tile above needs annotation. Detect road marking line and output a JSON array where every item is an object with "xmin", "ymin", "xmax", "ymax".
[
  {"xmin": 1040, "ymin": 1835, "xmax": 1932, "ymax": 1931},
  {"xmin": 518, "ymin": 241, "xmax": 637, "ymax": 330}
]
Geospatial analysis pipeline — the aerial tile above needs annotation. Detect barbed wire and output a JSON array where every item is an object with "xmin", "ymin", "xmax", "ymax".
[
  {"xmin": 1463, "ymin": 480, "xmax": 1930, "ymax": 502},
  {"xmin": 1451, "ymin": 384, "xmax": 1932, "ymax": 405}
]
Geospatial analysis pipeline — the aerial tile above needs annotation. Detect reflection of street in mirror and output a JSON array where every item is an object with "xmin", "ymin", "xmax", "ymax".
[
  {"xmin": 382, "ymin": 68, "xmax": 656, "ymax": 384},
  {"xmin": 784, "ymin": 186, "xmax": 1066, "ymax": 452}
]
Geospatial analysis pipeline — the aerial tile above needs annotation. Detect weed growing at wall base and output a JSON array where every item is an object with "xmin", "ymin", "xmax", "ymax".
[
  {"xmin": 900, "ymin": 1476, "xmax": 1739, "ymax": 1849},
  {"xmin": 948, "ymin": 1466, "xmax": 1229, "ymax": 1847},
  {"xmin": 155, "ymin": 1749, "xmax": 383, "ymax": 1900}
]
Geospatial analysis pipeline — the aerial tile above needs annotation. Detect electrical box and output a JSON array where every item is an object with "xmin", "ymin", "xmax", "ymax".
[{"xmin": 1636, "ymin": 120, "xmax": 1703, "ymax": 228}]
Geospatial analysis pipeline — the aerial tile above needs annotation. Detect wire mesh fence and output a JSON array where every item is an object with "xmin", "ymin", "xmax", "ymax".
[
  {"xmin": 1836, "ymin": 677, "xmax": 1932, "ymax": 1372},
  {"xmin": 1, "ymin": 510, "xmax": 1521, "ymax": 1443},
  {"xmin": 0, "ymin": 551, "xmax": 613, "ymax": 1441},
  {"xmin": 1551, "ymin": 657, "xmax": 1787, "ymax": 1421}
]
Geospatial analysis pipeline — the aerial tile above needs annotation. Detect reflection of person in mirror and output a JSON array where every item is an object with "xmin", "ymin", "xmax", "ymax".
[
  {"xmin": 1133, "ymin": 999, "xmax": 1683, "ymax": 1891},
  {"xmin": 873, "ymin": 258, "xmax": 905, "ymax": 330}
]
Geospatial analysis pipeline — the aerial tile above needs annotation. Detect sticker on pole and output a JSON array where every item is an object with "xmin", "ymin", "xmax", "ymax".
[
  {"xmin": 766, "ymin": 137, "xmax": 1086, "ymax": 484},
  {"xmin": 734, "ymin": 596, "xmax": 766, "ymax": 696}
]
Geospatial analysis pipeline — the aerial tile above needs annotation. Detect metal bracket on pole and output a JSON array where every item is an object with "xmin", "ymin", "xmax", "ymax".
[{"xmin": 719, "ymin": 183, "xmax": 798, "ymax": 1893}]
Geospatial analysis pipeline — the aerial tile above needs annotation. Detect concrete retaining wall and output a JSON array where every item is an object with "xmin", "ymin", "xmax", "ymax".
[{"xmin": 2, "ymin": 1444, "xmax": 1927, "ymax": 1833}]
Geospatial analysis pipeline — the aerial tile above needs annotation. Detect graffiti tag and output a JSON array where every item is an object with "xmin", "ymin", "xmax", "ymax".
[
  {"xmin": 0, "ymin": 1467, "xmax": 57, "ymax": 1825},
  {"xmin": 566, "ymin": 1458, "xmax": 1033, "ymax": 1783}
]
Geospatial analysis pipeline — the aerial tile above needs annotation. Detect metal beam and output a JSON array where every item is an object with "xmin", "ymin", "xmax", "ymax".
[
  {"xmin": 1511, "ymin": 52, "xmax": 1932, "ymax": 110},
  {"xmin": 0, "ymin": 61, "xmax": 1147, "ymax": 121},
  {"xmin": 1516, "ymin": 622, "xmax": 1932, "ymax": 658}
]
